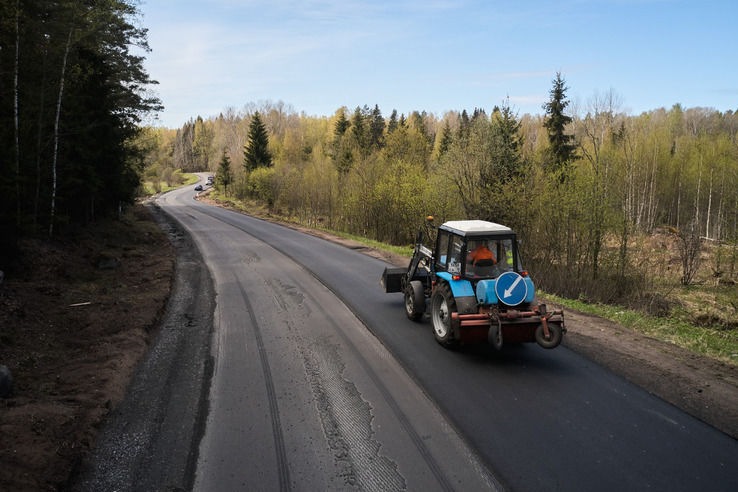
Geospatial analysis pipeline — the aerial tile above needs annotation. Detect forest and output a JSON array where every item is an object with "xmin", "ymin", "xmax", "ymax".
[
  {"xmin": 0, "ymin": 0, "xmax": 160, "ymax": 266},
  {"xmin": 142, "ymin": 78, "xmax": 738, "ymax": 308},
  {"xmin": 1, "ymin": 0, "xmax": 735, "ymax": 311}
]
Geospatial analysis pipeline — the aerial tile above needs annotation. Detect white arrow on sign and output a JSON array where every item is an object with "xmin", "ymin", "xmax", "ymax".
[{"xmin": 503, "ymin": 275, "xmax": 523, "ymax": 298}]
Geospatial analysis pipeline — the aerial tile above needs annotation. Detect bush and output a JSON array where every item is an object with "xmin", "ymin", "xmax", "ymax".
[{"xmin": 247, "ymin": 167, "xmax": 277, "ymax": 206}]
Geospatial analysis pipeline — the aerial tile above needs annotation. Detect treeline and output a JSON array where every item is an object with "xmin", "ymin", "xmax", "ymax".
[
  {"xmin": 148, "ymin": 76, "xmax": 738, "ymax": 303},
  {"xmin": 0, "ymin": 0, "xmax": 160, "ymax": 265}
]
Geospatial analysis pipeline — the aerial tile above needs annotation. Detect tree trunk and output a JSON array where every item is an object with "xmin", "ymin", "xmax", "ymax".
[
  {"xmin": 49, "ymin": 28, "xmax": 73, "ymax": 237},
  {"xmin": 676, "ymin": 165, "xmax": 681, "ymax": 231},
  {"xmin": 648, "ymin": 152, "xmax": 658, "ymax": 232},
  {"xmin": 14, "ymin": 0, "xmax": 21, "ymax": 227},
  {"xmin": 694, "ymin": 154, "xmax": 702, "ymax": 228},
  {"xmin": 715, "ymin": 177, "xmax": 724, "ymax": 241},
  {"xmin": 34, "ymin": 43, "xmax": 48, "ymax": 231},
  {"xmin": 705, "ymin": 167, "xmax": 713, "ymax": 239}
]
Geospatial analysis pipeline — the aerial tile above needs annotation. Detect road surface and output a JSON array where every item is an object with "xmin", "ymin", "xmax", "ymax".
[
  {"xmin": 77, "ymin": 176, "xmax": 738, "ymax": 491},
  {"xmin": 160, "ymin": 180, "xmax": 498, "ymax": 491}
]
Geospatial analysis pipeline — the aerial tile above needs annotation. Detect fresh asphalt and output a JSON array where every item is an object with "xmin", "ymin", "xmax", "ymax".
[{"xmin": 73, "ymin": 176, "xmax": 738, "ymax": 491}]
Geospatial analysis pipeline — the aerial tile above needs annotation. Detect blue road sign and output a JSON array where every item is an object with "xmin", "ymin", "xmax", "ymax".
[{"xmin": 494, "ymin": 271, "xmax": 528, "ymax": 306}]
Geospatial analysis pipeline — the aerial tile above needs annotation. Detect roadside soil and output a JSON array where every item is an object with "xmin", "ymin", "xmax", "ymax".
[
  {"xmin": 0, "ymin": 204, "xmax": 174, "ymax": 491},
  {"xmin": 1, "ymin": 195, "xmax": 735, "ymax": 490}
]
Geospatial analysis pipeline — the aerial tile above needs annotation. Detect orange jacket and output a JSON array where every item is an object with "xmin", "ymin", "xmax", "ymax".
[{"xmin": 469, "ymin": 245, "xmax": 496, "ymax": 265}]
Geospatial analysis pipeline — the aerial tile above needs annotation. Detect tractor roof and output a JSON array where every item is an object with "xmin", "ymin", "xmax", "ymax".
[{"xmin": 440, "ymin": 220, "xmax": 514, "ymax": 237}]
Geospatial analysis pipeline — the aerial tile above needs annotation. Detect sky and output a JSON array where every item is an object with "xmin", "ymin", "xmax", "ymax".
[{"xmin": 135, "ymin": 0, "xmax": 738, "ymax": 128}]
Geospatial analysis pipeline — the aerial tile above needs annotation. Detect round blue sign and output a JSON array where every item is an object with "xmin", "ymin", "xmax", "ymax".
[{"xmin": 494, "ymin": 271, "xmax": 528, "ymax": 307}]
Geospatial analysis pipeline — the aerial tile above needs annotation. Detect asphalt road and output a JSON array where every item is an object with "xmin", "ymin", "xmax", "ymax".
[
  {"xmin": 158, "ymin": 180, "xmax": 498, "ymax": 491},
  {"xmin": 78, "ymin": 176, "xmax": 738, "ymax": 492}
]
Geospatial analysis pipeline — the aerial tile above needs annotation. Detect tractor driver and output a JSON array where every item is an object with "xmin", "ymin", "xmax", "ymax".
[{"xmin": 468, "ymin": 241, "xmax": 496, "ymax": 266}]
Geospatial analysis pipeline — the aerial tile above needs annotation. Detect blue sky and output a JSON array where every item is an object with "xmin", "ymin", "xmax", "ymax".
[{"xmin": 137, "ymin": 0, "xmax": 738, "ymax": 128}]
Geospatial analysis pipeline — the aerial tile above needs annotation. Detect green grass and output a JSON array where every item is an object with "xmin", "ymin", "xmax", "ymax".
[
  {"xmin": 205, "ymin": 191, "xmax": 738, "ymax": 365},
  {"xmin": 540, "ymin": 291, "xmax": 738, "ymax": 365},
  {"xmin": 140, "ymin": 172, "xmax": 199, "ymax": 195},
  {"xmin": 313, "ymin": 229, "xmax": 413, "ymax": 257},
  {"xmin": 208, "ymin": 190, "xmax": 414, "ymax": 257}
]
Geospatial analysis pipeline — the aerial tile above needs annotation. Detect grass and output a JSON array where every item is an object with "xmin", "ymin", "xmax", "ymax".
[
  {"xmin": 207, "ymin": 190, "xmax": 414, "ymax": 257},
  {"xmin": 540, "ymin": 290, "xmax": 738, "ymax": 365},
  {"xmin": 140, "ymin": 172, "xmax": 199, "ymax": 195},
  {"xmin": 313, "ymin": 229, "xmax": 413, "ymax": 257},
  {"xmin": 205, "ymin": 190, "xmax": 738, "ymax": 365}
]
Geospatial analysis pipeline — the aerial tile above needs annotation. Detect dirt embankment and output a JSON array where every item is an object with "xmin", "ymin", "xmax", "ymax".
[{"xmin": 0, "ymin": 205, "xmax": 174, "ymax": 491}]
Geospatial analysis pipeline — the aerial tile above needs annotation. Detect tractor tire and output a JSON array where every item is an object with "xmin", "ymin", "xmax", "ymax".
[
  {"xmin": 430, "ymin": 282, "xmax": 459, "ymax": 348},
  {"xmin": 535, "ymin": 322, "xmax": 563, "ymax": 349},
  {"xmin": 405, "ymin": 280, "xmax": 425, "ymax": 321}
]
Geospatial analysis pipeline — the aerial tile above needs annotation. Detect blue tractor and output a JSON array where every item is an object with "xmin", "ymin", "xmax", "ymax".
[{"xmin": 381, "ymin": 218, "xmax": 565, "ymax": 349}]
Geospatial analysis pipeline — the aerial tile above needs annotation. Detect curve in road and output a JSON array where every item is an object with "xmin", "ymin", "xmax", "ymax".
[{"xmin": 163, "ymin": 178, "xmax": 737, "ymax": 492}]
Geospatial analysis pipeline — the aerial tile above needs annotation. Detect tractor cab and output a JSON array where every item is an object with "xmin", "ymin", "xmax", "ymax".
[{"xmin": 434, "ymin": 220, "xmax": 521, "ymax": 280}]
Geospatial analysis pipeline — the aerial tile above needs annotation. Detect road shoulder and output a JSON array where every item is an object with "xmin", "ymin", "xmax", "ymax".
[{"xmin": 70, "ymin": 202, "xmax": 215, "ymax": 491}]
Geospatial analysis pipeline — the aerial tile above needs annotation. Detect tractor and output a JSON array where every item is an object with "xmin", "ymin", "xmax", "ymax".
[{"xmin": 381, "ymin": 218, "xmax": 565, "ymax": 349}]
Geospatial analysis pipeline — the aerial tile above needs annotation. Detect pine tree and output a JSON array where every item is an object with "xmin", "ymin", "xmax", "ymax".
[
  {"xmin": 438, "ymin": 121, "xmax": 453, "ymax": 156},
  {"xmin": 350, "ymin": 106, "xmax": 368, "ymax": 152},
  {"xmin": 330, "ymin": 108, "xmax": 353, "ymax": 174},
  {"xmin": 333, "ymin": 107, "xmax": 350, "ymax": 140},
  {"xmin": 243, "ymin": 111, "xmax": 272, "ymax": 171},
  {"xmin": 369, "ymin": 104, "xmax": 385, "ymax": 149},
  {"xmin": 458, "ymin": 109, "xmax": 470, "ymax": 139},
  {"xmin": 489, "ymin": 100, "xmax": 524, "ymax": 182},
  {"xmin": 217, "ymin": 151, "xmax": 234, "ymax": 195},
  {"xmin": 543, "ymin": 72, "xmax": 576, "ymax": 179},
  {"xmin": 387, "ymin": 109, "xmax": 399, "ymax": 134}
]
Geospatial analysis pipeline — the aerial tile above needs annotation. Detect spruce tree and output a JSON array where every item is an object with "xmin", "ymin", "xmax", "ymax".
[
  {"xmin": 458, "ymin": 109, "xmax": 470, "ymax": 139},
  {"xmin": 330, "ymin": 108, "xmax": 353, "ymax": 174},
  {"xmin": 387, "ymin": 109, "xmax": 399, "ymax": 134},
  {"xmin": 217, "ymin": 151, "xmax": 234, "ymax": 195},
  {"xmin": 489, "ymin": 101, "xmax": 523, "ymax": 182},
  {"xmin": 243, "ymin": 111, "xmax": 272, "ymax": 171},
  {"xmin": 369, "ymin": 104, "xmax": 385, "ymax": 149},
  {"xmin": 438, "ymin": 121, "xmax": 453, "ymax": 156},
  {"xmin": 543, "ymin": 72, "xmax": 576, "ymax": 179},
  {"xmin": 333, "ymin": 108, "xmax": 350, "ymax": 140},
  {"xmin": 350, "ymin": 106, "xmax": 367, "ymax": 152}
]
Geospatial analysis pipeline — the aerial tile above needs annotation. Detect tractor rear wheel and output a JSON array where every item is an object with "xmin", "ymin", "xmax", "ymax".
[
  {"xmin": 430, "ymin": 282, "xmax": 459, "ymax": 347},
  {"xmin": 405, "ymin": 280, "xmax": 425, "ymax": 321}
]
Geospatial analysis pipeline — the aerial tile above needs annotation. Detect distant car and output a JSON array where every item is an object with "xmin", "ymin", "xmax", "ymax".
[{"xmin": 194, "ymin": 185, "xmax": 203, "ymax": 191}]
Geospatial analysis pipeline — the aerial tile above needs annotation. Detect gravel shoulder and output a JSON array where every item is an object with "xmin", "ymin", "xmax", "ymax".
[{"xmin": 0, "ymin": 204, "xmax": 177, "ymax": 490}]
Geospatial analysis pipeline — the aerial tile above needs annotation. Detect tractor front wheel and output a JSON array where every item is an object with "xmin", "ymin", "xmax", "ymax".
[
  {"xmin": 404, "ymin": 280, "xmax": 425, "ymax": 321},
  {"xmin": 430, "ymin": 282, "xmax": 459, "ymax": 347}
]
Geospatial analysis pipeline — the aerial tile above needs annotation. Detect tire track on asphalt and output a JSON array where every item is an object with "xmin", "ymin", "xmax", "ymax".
[
  {"xmin": 264, "ymin": 277, "xmax": 407, "ymax": 491},
  {"xmin": 199, "ymin": 204, "xmax": 488, "ymax": 491},
  {"xmin": 235, "ymin": 275, "xmax": 292, "ymax": 491},
  {"xmin": 301, "ymin": 288, "xmax": 456, "ymax": 492}
]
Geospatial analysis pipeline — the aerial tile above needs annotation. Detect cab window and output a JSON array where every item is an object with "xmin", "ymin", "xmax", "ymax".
[
  {"xmin": 436, "ymin": 231, "xmax": 449, "ymax": 270},
  {"xmin": 465, "ymin": 237, "xmax": 516, "ymax": 278},
  {"xmin": 447, "ymin": 235, "xmax": 464, "ymax": 274}
]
